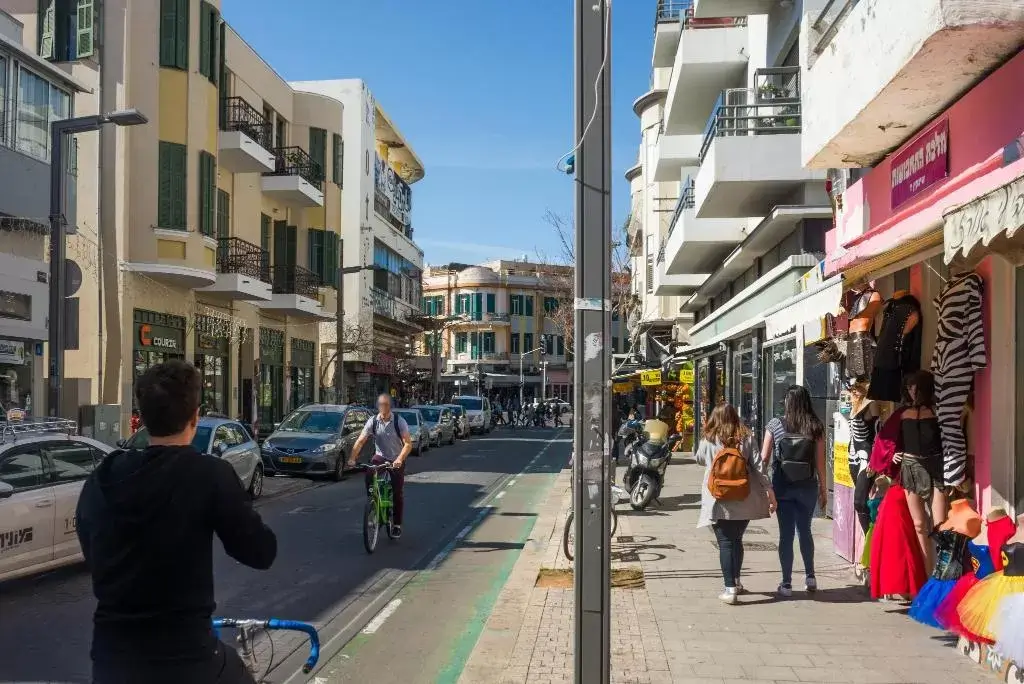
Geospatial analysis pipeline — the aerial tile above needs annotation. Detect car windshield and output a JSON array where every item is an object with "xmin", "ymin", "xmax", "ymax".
[
  {"xmin": 449, "ymin": 406, "xmax": 464, "ymax": 416},
  {"xmin": 418, "ymin": 407, "xmax": 441, "ymax": 422},
  {"xmin": 455, "ymin": 397, "xmax": 483, "ymax": 411},
  {"xmin": 396, "ymin": 411, "xmax": 419, "ymax": 425},
  {"xmin": 276, "ymin": 410, "xmax": 343, "ymax": 433},
  {"xmin": 128, "ymin": 426, "xmax": 213, "ymax": 452}
]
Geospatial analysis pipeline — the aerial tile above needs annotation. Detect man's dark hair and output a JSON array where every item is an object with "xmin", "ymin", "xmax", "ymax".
[{"xmin": 134, "ymin": 360, "xmax": 202, "ymax": 437}]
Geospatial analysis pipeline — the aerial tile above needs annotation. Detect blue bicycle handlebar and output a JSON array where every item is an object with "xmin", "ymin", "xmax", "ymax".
[{"xmin": 212, "ymin": 617, "xmax": 321, "ymax": 674}]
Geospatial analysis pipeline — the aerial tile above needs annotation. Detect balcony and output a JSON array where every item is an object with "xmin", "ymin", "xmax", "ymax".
[
  {"xmin": 374, "ymin": 192, "xmax": 414, "ymax": 240},
  {"xmin": 695, "ymin": 69, "xmax": 827, "ymax": 218},
  {"xmin": 801, "ymin": 0, "xmax": 1024, "ymax": 168},
  {"xmin": 662, "ymin": 183, "xmax": 746, "ymax": 274},
  {"xmin": 652, "ymin": 127, "xmax": 701, "ymax": 182},
  {"xmin": 258, "ymin": 265, "xmax": 332, "ymax": 320},
  {"xmin": 662, "ymin": 6, "xmax": 749, "ymax": 135},
  {"xmin": 653, "ymin": 0, "xmax": 686, "ymax": 68},
  {"xmin": 218, "ymin": 98, "xmax": 275, "ymax": 174},
  {"xmin": 198, "ymin": 237, "xmax": 272, "ymax": 301},
  {"xmin": 692, "ymin": 0, "xmax": 776, "ymax": 18},
  {"xmin": 124, "ymin": 230, "xmax": 218, "ymax": 289},
  {"xmin": 370, "ymin": 288, "xmax": 420, "ymax": 327},
  {"xmin": 261, "ymin": 147, "xmax": 324, "ymax": 207},
  {"xmin": 454, "ymin": 352, "xmax": 511, "ymax": 363}
]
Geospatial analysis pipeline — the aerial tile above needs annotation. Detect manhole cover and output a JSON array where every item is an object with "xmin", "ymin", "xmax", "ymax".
[
  {"xmin": 710, "ymin": 540, "xmax": 778, "ymax": 551},
  {"xmin": 536, "ymin": 567, "xmax": 645, "ymax": 589}
]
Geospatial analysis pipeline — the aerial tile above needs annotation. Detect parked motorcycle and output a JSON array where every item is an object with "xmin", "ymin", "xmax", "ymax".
[
  {"xmin": 615, "ymin": 418, "xmax": 644, "ymax": 464},
  {"xmin": 622, "ymin": 432, "xmax": 682, "ymax": 511}
]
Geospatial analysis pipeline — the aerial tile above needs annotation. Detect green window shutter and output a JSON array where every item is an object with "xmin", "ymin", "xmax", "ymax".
[
  {"xmin": 159, "ymin": 0, "xmax": 176, "ymax": 67},
  {"xmin": 199, "ymin": 2, "xmax": 211, "ymax": 79},
  {"xmin": 216, "ymin": 189, "xmax": 229, "ymax": 239},
  {"xmin": 486, "ymin": 293, "xmax": 495, "ymax": 313},
  {"xmin": 286, "ymin": 225, "xmax": 297, "ymax": 265},
  {"xmin": 332, "ymin": 134, "xmax": 343, "ymax": 186},
  {"xmin": 171, "ymin": 145, "xmax": 187, "ymax": 229},
  {"xmin": 306, "ymin": 228, "xmax": 315, "ymax": 276},
  {"xmin": 76, "ymin": 0, "xmax": 95, "ymax": 58},
  {"xmin": 198, "ymin": 152, "xmax": 215, "ymax": 236},
  {"xmin": 212, "ymin": 12, "xmax": 223, "ymax": 86},
  {"xmin": 307, "ymin": 228, "xmax": 324, "ymax": 282},
  {"xmin": 273, "ymin": 220, "xmax": 288, "ymax": 267},
  {"xmin": 473, "ymin": 293, "xmax": 483, "ymax": 320},
  {"xmin": 39, "ymin": 0, "xmax": 55, "ymax": 60},
  {"xmin": 327, "ymin": 232, "xmax": 339, "ymax": 287},
  {"xmin": 157, "ymin": 142, "xmax": 173, "ymax": 228},
  {"xmin": 260, "ymin": 214, "xmax": 272, "ymax": 251},
  {"xmin": 175, "ymin": 0, "xmax": 189, "ymax": 68},
  {"xmin": 525, "ymin": 296, "xmax": 534, "ymax": 317},
  {"xmin": 309, "ymin": 128, "xmax": 326, "ymax": 181}
]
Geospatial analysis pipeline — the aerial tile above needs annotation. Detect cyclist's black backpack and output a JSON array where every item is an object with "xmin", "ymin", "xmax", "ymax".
[
  {"xmin": 777, "ymin": 430, "xmax": 816, "ymax": 483},
  {"xmin": 372, "ymin": 414, "xmax": 407, "ymax": 443}
]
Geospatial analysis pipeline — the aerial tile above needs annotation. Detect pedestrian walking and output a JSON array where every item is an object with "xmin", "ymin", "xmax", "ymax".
[
  {"xmin": 761, "ymin": 385, "xmax": 827, "ymax": 598},
  {"xmin": 695, "ymin": 403, "xmax": 775, "ymax": 604}
]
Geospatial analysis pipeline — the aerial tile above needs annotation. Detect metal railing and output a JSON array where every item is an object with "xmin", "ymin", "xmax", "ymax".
[
  {"xmin": 371, "ymin": 287, "xmax": 399, "ymax": 320},
  {"xmin": 683, "ymin": 7, "xmax": 747, "ymax": 30},
  {"xmin": 1, "ymin": 417, "xmax": 77, "ymax": 442},
  {"xmin": 221, "ymin": 97, "xmax": 272, "ymax": 150},
  {"xmin": 374, "ymin": 192, "xmax": 414, "ymax": 239},
  {"xmin": 271, "ymin": 264, "xmax": 320, "ymax": 299},
  {"xmin": 656, "ymin": 0, "xmax": 691, "ymax": 24},
  {"xmin": 811, "ymin": 0, "xmax": 860, "ymax": 56},
  {"xmin": 217, "ymin": 237, "xmax": 270, "ymax": 282},
  {"xmin": 667, "ymin": 182, "xmax": 696, "ymax": 238},
  {"xmin": 265, "ymin": 147, "xmax": 323, "ymax": 190}
]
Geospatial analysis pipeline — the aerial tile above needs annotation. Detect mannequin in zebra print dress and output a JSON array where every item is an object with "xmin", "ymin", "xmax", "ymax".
[
  {"xmin": 848, "ymin": 381, "xmax": 879, "ymax": 534},
  {"xmin": 930, "ymin": 272, "xmax": 987, "ymax": 489}
]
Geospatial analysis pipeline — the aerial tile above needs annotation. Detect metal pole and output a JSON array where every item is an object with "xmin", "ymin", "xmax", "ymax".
[
  {"xmin": 334, "ymin": 241, "xmax": 345, "ymax": 403},
  {"xmin": 47, "ymin": 123, "xmax": 67, "ymax": 418},
  {"xmin": 573, "ymin": 0, "xmax": 612, "ymax": 681},
  {"xmin": 519, "ymin": 354, "xmax": 524, "ymax": 409},
  {"xmin": 541, "ymin": 361, "xmax": 547, "ymax": 401}
]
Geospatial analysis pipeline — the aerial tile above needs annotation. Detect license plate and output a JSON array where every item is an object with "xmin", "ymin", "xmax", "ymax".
[{"xmin": 279, "ymin": 456, "xmax": 303, "ymax": 464}]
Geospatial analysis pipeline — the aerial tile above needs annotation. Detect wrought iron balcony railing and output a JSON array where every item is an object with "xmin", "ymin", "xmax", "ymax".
[
  {"xmin": 220, "ymin": 97, "xmax": 272, "ymax": 150},
  {"xmin": 265, "ymin": 147, "xmax": 323, "ymax": 190},
  {"xmin": 216, "ymin": 237, "xmax": 270, "ymax": 282},
  {"xmin": 271, "ymin": 264, "xmax": 320, "ymax": 299}
]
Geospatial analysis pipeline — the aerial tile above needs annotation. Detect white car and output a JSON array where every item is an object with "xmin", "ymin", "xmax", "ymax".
[
  {"xmin": 452, "ymin": 395, "xmax": 492, "ymax": 434},
  {"xmin": 0, "ymin": 420, "xmax": 114, "ymax": 583}
]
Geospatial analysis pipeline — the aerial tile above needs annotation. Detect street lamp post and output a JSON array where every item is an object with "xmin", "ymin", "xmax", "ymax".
[
  {"xmin": 48, "ymin": 109, "xmax": 147, "ymax": 418},
  {"xmin": 518, "ymin": 346, "xmax": 543, "ymax": 409},
  {"xmin": 333, "ymin": 245, "xmax": 384, "ymax": 404}
]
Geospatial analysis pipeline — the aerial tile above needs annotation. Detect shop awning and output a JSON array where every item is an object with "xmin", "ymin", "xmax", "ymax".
[
  {"xmin": 840, "ymin": 228, "xmax": 944, "ymax": 286},
  {"xmin": 665, "ymin": 316, "xmax": 766, "ymax": 365},
  {"xmin": 763, "ymin": 276, "xmax": 844, "ymax": 340},
  {"xmin": 944, "ymin": 168, "xmax": 1024, "ymax": 264}
]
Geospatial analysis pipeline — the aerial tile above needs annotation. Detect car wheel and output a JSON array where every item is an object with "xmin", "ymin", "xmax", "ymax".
[
  {"xmin": 416, "ymin": 441, "xmax": 423, "ymax": 457},
  {"xmin": 248, "ymin": 464, "xmax": 264, "ymax": 500},
  {"xmin": 449, "ymin": 431, "xmax": 456, "ymax": 445},
  {"xmin": 331, "ymin": 453, "xmax": 346, "ymax": 482}
]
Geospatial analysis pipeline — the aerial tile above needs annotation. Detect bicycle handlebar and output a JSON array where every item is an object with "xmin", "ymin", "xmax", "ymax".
[
  {"xmin": 355, "ymin": 462, "xmax": 393, "ymax": 471},
  {"xmin": 212, "ymin": 617, "xmax": 321, "ymax": 674}
]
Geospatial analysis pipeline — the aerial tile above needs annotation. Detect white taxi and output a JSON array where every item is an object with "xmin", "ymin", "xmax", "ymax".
[{"xmin": 0, "ymin": 419, "xmax": 113, "ymax": 583}]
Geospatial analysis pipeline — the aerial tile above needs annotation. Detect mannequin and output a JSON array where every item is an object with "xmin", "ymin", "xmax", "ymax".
[
  {"xmin": 868, "ymin": 293, "xmax": 922, "ymax": 402},
  {"xmin": 958, "ymin": 514, "xmax": 1024, "ymax": 642},
  {"xmin": 842, "ymin": 286, "xmax": 883, "ymax": 378},
  {"xmin": 909, "ymin": 496, "xmax": 981, "ymax": 628}
]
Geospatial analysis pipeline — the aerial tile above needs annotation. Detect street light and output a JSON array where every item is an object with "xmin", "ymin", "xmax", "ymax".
[
  {"xmin": 519, "ymin": 346, "xmax": 543, "ymax": 409},
  {"xmin": 333, "ymin": 254, "xmax": 387, "ymax": 403},
  {"xmin": 48, "ymin": 109, "xmax": 148, "ymax": 417}
]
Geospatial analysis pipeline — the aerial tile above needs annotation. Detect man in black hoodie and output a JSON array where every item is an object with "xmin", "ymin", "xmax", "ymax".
[{"xmin": 76, "ymin": 360, "xmax": 278, "ymax": 683}]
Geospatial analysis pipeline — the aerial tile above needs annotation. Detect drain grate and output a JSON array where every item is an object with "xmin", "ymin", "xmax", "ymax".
[{"xmin": 710, "ymin": 540, "xmax": 778, "ymax": 552}]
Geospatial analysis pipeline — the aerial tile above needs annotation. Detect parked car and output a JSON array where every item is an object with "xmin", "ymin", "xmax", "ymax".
[
  {"xmin": 443, "ymin": 404, "xmax": 470, "ymax": 439},
  {"xmin": 414, "ymin": 405, "xmax": 457, "ymax": 447},
  {"xmin": 546, "ymin": 398, "xmax": 571, "ymax": 414},
  {"xmin": 393, "ymin": 408, "xmax": 428, "ymax": 457},
  {"xmin": 0, "ymin": 418, "xmax": 114, "ymax": 583},
  {"xmin": 260, "ymin": 404, "xmax": 373, "ymax": 480},
  {"xmin": 452, "ymin": 395, "xmax": 492, "ymax": 434},
  {"xmin": 124, "ymin": 416, "xmax": 265, "ymax": 499}
]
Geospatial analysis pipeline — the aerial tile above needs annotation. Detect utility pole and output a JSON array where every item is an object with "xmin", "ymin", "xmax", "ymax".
[
  {"xmin": 334, "ymin": 240, "xmax": 346, "ymax": 403},
  {"xmin": 573, "ymin": 0, "xmax": 612, "ymax": 682}
]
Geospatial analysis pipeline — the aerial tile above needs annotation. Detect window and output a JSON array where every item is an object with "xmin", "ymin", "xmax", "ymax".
[
  {"xmin": 198, "ymin": 1, "xmax": 221, "ymax": 84},
  {"xmin": 216, "ymin": 189, "xmax": 230, "ymax": 239},
  {"xmin": 332, "ymin": 133, "xmax": 344, "ymax": 186},
  {"xmin": 544, "ymin": 296, "xmax": 559, "ymax": 313},
  {"xmin": 273, "ymin": 221, "xmax": 297, "ymax": 266},
  {"xmin": 159, "ymin": 0, "xmax": 189, "ymax": 70},
  {"xmin": 524, "ymin": 296, "xmax": 534, "ymax": 316},
  {"xmin": 455, "ymin": 332, "xmax": 468, "ymax": 354},
  {"xmin": 472, "ymin": 293, "xmax": 483, "ymax": 321},
  {"xmin": 307, "ymin": 228, "xmax": 339, "ymax": 287},
  {"xmin": 260, "ymin": 214, "xmax": 271, "ymax": 253},
  {"xmin": 557, "ymin": 336, "xmax": 565, "ymax": 356},
  {"xmin": 523, "ymin": 333, "xmax": 533, "ymax": 352},
  {"xmin": 39, "ymin": 0, "xmax": 97, "ymax": 61},
  {"xmin": 198, "ymin": 151, "xmax": 216, "ymax": 237},
  {"xmin": 482, "ymin": 332, "xmax": 495, "ymax": 353},
  {"xmin": 510, "ymin": 294, "xmax": 522, "ymax": 315},
  {"xmin": 16, "ymin": 67, "xmax": 70, "ymax": 161},
  {"xmin": 0, "ymin": 446, "xmax": 46, "ymax": 491},
  {"xmin": 157, "ymin": 141, "xmax": 187, "ymax": 230},
  {"xmin": 309, "ymin": 127, "xmax": 327, "ymax": 181},
  {"xmin": 486, "ymin": 293, "xmax": 495, "ymax": 314},
  {"xmin": 510, "ymin": 333, "xmax": 520, "ymax": 354},
  {"xmin": 372, "ymin": 239, "xmax": 420, "ymax": 303},
  {"xmin": 422, "ymin": 295, "xmax": 444, "ymax": 316},
  {"xmin": 47, "ymin": 442, "xmax": 100, "ymax": 483}
]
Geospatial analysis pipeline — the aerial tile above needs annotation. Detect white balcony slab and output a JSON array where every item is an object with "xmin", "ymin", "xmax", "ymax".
[
  {"xmin": 653, "ymin": 16, "xmax": 683, "ymax": 68},
  {"xmin": 258, "ymin": 294, "xmax": 333, "ymax": 320},
  {"xmin": 664, "ymin": 205, "xmax": 746, "ymax": 273},
  {"xmin": 260, "ymin": 175, "xmax": 324, "ymax": 207},
  {"xmin": 123, "ymin": 262, "xmax": 216, "ymax": 289},
  {"xmin": 198, "ymin": 272, "xmax": 273, "ymax": 301},
  {"xmin": 652, "ymin": 132, "xmax": 702, "ymax": 182},
  {"xmin": 218, "ymin": 130, "xmax": 275, "ymax": 174},
  {"xmin": 801, "ymin": 0, "xmax": 1024, "ymax": 168},
  {"xmin": 654, "ymin": 257, "xmax": 708, "ymax": 296}
]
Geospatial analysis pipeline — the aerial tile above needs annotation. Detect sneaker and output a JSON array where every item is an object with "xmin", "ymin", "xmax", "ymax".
[
  {"xmin": 718, "ymin": 588, "xmax": 738, "ymax": 605},
  {"xmin": 777, "ymin": 583, "xmax": 793, "ymax": 598},
  {"xmin": 734, "ymin": 580, "xmax": 746, "ymax": 595},
  {"xmin": 805, "ymin": 577, "xmax": 818, "ymax": 593},
  {"xmin": 391, "ymin": 525, "xmax": 403, "ymax": 539}
]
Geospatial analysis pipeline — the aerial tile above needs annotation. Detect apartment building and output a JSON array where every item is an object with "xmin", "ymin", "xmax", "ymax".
[
  {"xmin": 0, "ymin": 10, "xmax": 85, "ymax": 419},
  {"xmin": 6, "ymin": 0, "xmax": 424, "ymax": 433},
  {"xmin": 418, "ymin": 260, "xmax": 627, "ymax": 402}
]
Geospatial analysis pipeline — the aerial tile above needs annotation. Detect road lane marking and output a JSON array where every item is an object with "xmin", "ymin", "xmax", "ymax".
[
  {"xmin": 495, "ymin": 491, "xmax": 506, "ymax": 500},
  {"xmin": 508, "ymin": 479, "xmax": 517, "ymax": 486},
  {"xmin": 426, "ymin": 506, "xmax": 494, "ymax": 571},
  {"xmin": 361, "ymin": 599, "xmax": 402, "ymax": 634}
]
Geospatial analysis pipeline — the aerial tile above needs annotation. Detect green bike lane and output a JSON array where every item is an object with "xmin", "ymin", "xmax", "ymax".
[{"xmin": 306, "ymin": 430, "xmax": 571, "ymax": 684}]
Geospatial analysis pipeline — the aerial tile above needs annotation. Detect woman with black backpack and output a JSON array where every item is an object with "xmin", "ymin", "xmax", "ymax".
[
  {"xmin": 696, "ymin": 403, "xmax": 776, "ymax": 605},
  {"xmin": 761, "ymin": 385, "xmax": 827, "ymax": 598}
]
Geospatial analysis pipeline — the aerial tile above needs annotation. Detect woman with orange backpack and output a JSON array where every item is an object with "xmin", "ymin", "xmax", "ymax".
[{"xmin": 696, "ymin": 403, "xmax": 776, "ymax": 605}]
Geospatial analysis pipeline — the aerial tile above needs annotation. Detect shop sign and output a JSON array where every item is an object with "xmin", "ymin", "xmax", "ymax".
[
  {"xmin": 0, "ymin": 339, "xmax": 26, "ymax": 365},
  {"xmin": 891, "ymin": 118, "xmax": 949, "ymax": 209},
  {"xmin": 612, "ymin": 382, "xmax": 633, "ymax": 394},
  {"xmin": 833, "ymin": 442, "xmax": 854, "ymax": 488},
  {"xmin": 678, "ymin": 369, "xmax": 695, "ymax": 384},
  {"xmin": 0, "ymin": 291, "xmax": 31, "ymax": 322},
  {"xmin": 640, "ymin": 370, "xmax": 662, "ymax": 386},
  {"xmin": 196, "ymin": 332, "xmax": 228, "ymax": 356},
  {"xmin": 136, "ymin": 323, "xmax": 183, "ymax": 352}
]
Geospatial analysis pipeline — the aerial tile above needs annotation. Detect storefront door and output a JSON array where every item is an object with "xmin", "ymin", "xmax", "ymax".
[
  {"xmin": 132, "ymin": 310, "xmax": 186, "ymax": 407},
  {"xmin": 732, "ymin": 344, "xmax": 755, "ymax": 429},
  {"xmin": 762, "ymin": 336, "xmax": 797, "ymax": 424},
  {"xmin": 195, "ymin": 318, "xmax": 230, "ymax": 416},
  {"xmin": 258, "ymin": 328, "xmax": 285, "ymax": 432},
  {"xmin": 0, "ymin": 338, "xmax": 33, "ymax": 415},
  {"xmin": 290, "ymin": 339, "xmax": 315, "ymax": 409}
]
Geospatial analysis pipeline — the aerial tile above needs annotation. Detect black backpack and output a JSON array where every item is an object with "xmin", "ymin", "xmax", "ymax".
[{"xmin": 777, "ymin": 431, "xmax": 816, "ymax": 482}]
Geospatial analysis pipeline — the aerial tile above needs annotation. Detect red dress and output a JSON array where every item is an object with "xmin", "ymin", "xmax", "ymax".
[{"xmin": 870, "ymin": 484, "xmax": 927, "ymax": 599}]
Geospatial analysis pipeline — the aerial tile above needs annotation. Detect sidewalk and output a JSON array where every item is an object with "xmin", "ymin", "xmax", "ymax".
[{"xmin": 458, "ymin": 456, "xmax": 990, "ymax": 684}]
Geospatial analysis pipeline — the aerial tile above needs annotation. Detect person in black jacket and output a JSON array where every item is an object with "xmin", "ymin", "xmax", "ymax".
[{"xmin": 76, "ymin": 360, "xmax": 277, "ymax": 684}]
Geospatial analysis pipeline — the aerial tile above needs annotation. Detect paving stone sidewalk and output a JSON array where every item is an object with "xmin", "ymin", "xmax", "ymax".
[{"xmin": 458, "ymin": 457, "xmax": 990, "ymax": 684}]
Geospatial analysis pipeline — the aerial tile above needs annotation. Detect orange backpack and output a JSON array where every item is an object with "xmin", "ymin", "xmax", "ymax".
[{"xmin": 708, "ymin": 445, "xmax": 750, "ymax": 501}]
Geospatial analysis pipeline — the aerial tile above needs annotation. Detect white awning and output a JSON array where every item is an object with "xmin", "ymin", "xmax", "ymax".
[
  {"xmin": 944, "ymin": 168, "xmax": 1024, "ymax": 264},
  {"xmin": 763, "ymin": 276, "xmax": 844, "ymax": 340}
]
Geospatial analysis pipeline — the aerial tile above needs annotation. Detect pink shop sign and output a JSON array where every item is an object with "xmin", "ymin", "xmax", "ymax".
[{"xmin": 891, "ymin": 118, "xmax": 949, "ymax": 209}]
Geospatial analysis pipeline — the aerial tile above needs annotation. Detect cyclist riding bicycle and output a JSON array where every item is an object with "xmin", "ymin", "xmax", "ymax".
[
  {"xmin": 76, "ymin": 360, "xmax": 277, "ymax": 684},
  {"xmin": 348, "ymin": 393, "xmax": 413, "ymax": 538}
]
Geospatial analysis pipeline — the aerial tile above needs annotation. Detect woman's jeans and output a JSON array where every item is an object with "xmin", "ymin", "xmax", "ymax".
[
  {"xmin": 776, "ymin": 483, "xmax": 818, "ymax": 585},
  {"xmin": 711, "ymin": 519, "xmax": 749, "ymax": 588}
]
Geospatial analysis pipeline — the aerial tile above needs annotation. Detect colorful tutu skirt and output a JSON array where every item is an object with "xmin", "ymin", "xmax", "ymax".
[
  {"xmin": 992, "ymin": 593, "xmax": 1024, "ymax": 665},
  {"xmin": 935, "ymin": 573, "xmax": 994, "ymax": 644},
  {"xmin": 870, "ymin": 485, "xmax": 927, "ymax": 599},
  {"xmin": 909, "ymin": 578, "xmax": 957, "ymax": 629},
  {"xmin": 956, "ymin": 572, "xmax": 1024, "ymax": 642},
  {"xmin": 860, "ymin": 524, "xmax": 874, "ymax": 568}
]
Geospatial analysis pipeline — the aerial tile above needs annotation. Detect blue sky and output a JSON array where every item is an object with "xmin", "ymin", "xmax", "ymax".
[{"xmin": 222, "ymin": 0, "xmax": 651, "ymax": 266}]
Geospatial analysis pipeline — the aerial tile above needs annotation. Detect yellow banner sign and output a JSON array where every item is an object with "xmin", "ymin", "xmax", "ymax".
[
  {"xmin": 612, "ymin": 382, "xmax": 633, "ymax": 394},
  {"xmin": 833, "ymin": 442, "xmax": 854, "ymax": 488},
  {"xmin": 678, "ymin": 369, "xmax": 694, "ymax": 385},
  {"xmin": 640, "ymin": 370, "xmax": 662, "ymax": 386}
]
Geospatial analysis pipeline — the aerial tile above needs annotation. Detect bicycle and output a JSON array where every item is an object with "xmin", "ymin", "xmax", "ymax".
[
  {"xmin": 212, "ymin": 617, "xmax": 320, "ymax": 681},
  {"xmin": 358, "ymin": 462, "xmax": 397, "ymax": 553}
]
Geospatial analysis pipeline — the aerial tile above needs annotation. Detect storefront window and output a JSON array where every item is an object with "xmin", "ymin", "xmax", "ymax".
[
  {"xmin": 0, "ymin": 338, "xmax": 33, "ymax": 415},
  {"xmin": 290, "ymin": 338, "xmax": 316, "ymax": 409},
  {"xmin": 195, "ymin": 316, "xmax": 230, "ymax": 416},
  {"xmin": 763, "ymin": 338, "xmax": 797, "ymax": 423},
  {"xmin": 258, "ymin": 328, "xmax": 285, "ymax": 432},
  {"xmin": 132, "ymin": 310, "xmax": 186, "ymax": 408},
  {"xmin": 732, "ymin": 348, "xmax": 755, "ymax": 428}
]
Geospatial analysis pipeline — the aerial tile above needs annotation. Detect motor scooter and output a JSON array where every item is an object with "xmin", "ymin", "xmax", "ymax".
[{"xmin": 622, "ymin": 432, "xmax": 682, "ymax": 511}]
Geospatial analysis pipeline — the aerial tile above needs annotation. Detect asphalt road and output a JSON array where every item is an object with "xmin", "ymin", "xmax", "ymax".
[{"xmin": 0, "ymin": 426, "xmax": 569, "ymax": 684}]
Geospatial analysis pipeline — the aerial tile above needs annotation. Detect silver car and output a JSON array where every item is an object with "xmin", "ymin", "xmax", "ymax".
[
  {"xmin": 261, "ymin": 404, "xmax": 373, "ymax": 480},
  {"xmin": 394, "ymin": 409, "xmax": 427, "ymax": 457},
  {"xmin": 412, "ymin": 405, "xmax": 456, "ymax": 447},
  {"xmin": 124, "ymin": 417, "xmax": 265, "ymax": 499}
]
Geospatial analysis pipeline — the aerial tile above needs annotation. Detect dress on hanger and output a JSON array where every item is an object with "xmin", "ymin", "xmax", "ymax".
[
  {"xmin": 870, "ymin": 483, "xmax": 927, "ymax": 599},
  {"xmin": 930, "ymin": 272, "xmax": 987, "ymax": 488},
  {"xmin": 868, "ymin": 295, "xmax": 922, "ymax": 402}
]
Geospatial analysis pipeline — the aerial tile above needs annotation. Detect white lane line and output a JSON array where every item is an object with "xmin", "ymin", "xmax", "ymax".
[
  {"xmin": 361, "ymin": 599, "xmax": 402, "ymax": 634},
  {"xmin": 508, "ymin": 479, "xmax": 517, "ymax": 487},
  {"xmin": 425, "ymin": 507, "xmax": 493, "ymax": 571},
  {"xmin": 495, "ymin": 491, "xmax": 506, "ymax": 500}
]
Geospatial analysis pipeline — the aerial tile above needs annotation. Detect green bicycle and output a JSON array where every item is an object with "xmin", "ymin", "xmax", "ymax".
[{"xmin": 359, "ymin": 462, "xmax": 397, "ymax": 553}]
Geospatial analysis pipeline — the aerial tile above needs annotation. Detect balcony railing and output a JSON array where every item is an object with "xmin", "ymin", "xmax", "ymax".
[
  {"xmin": 811, "ymin": 0, "xmax": 860, "ymax": 56},
  {"xmin": 371, "ymin": 287, "xmax": 400, "ymax": 320},
  {"xmin": 682, "ymin": 7, "xmax": 748, "ymax": 30},
  {"xmin": 271, "ymin": 264, "xmax": 320, "ymax": 299},
  {"xmin": 217, "ymin": 237, "xmax": 270, "ymax": 282},
  {"xmin": 221, "ymin": 97, "xmax": 272, "ymax": 150},
  {"xmin": 656, "ymin": 0, "xmax": 691, "ymax": 24},
  {"xmin": 667, "ymin": 182, "xmax": 696, "ymax": 238},
  {"xmin": 698, "ymin": 67, "xmax": 803, "ymax": 165},
  {"xmin": 374, "ymin": 192, "xmax": 414, "ymax": 239},
  {"xmin": 265, "ymin": 147, "xmax": 323, "ymax": 190}
]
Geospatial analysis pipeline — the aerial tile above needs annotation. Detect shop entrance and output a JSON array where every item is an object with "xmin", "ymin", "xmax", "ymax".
[
  {"xmin": 290, "ymin": 338, "xmax": 315, "ymax": 410},
  {"xmin": 195, "ymin": 315, "xmax": 230, "ymax": 417},
  {"xmin": 132, "ymin": 310, "xmax": 186, "ymax": 407},
  {"xmin": 762, "ymin": 336, "xmax": 797, "ymax": 424},
  {"xmin": 0, "ymin": 338, "xmax": 34, "ymax": 416},
  {"xmin": 258, "ymin": 328, "xmax": 285, "ymax": 434}
]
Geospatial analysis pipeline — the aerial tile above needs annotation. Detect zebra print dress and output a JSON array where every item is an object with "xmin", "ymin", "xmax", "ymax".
[{"xmin": 930, "ymin": 272, "xmax": 987, "ymax": 487}]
